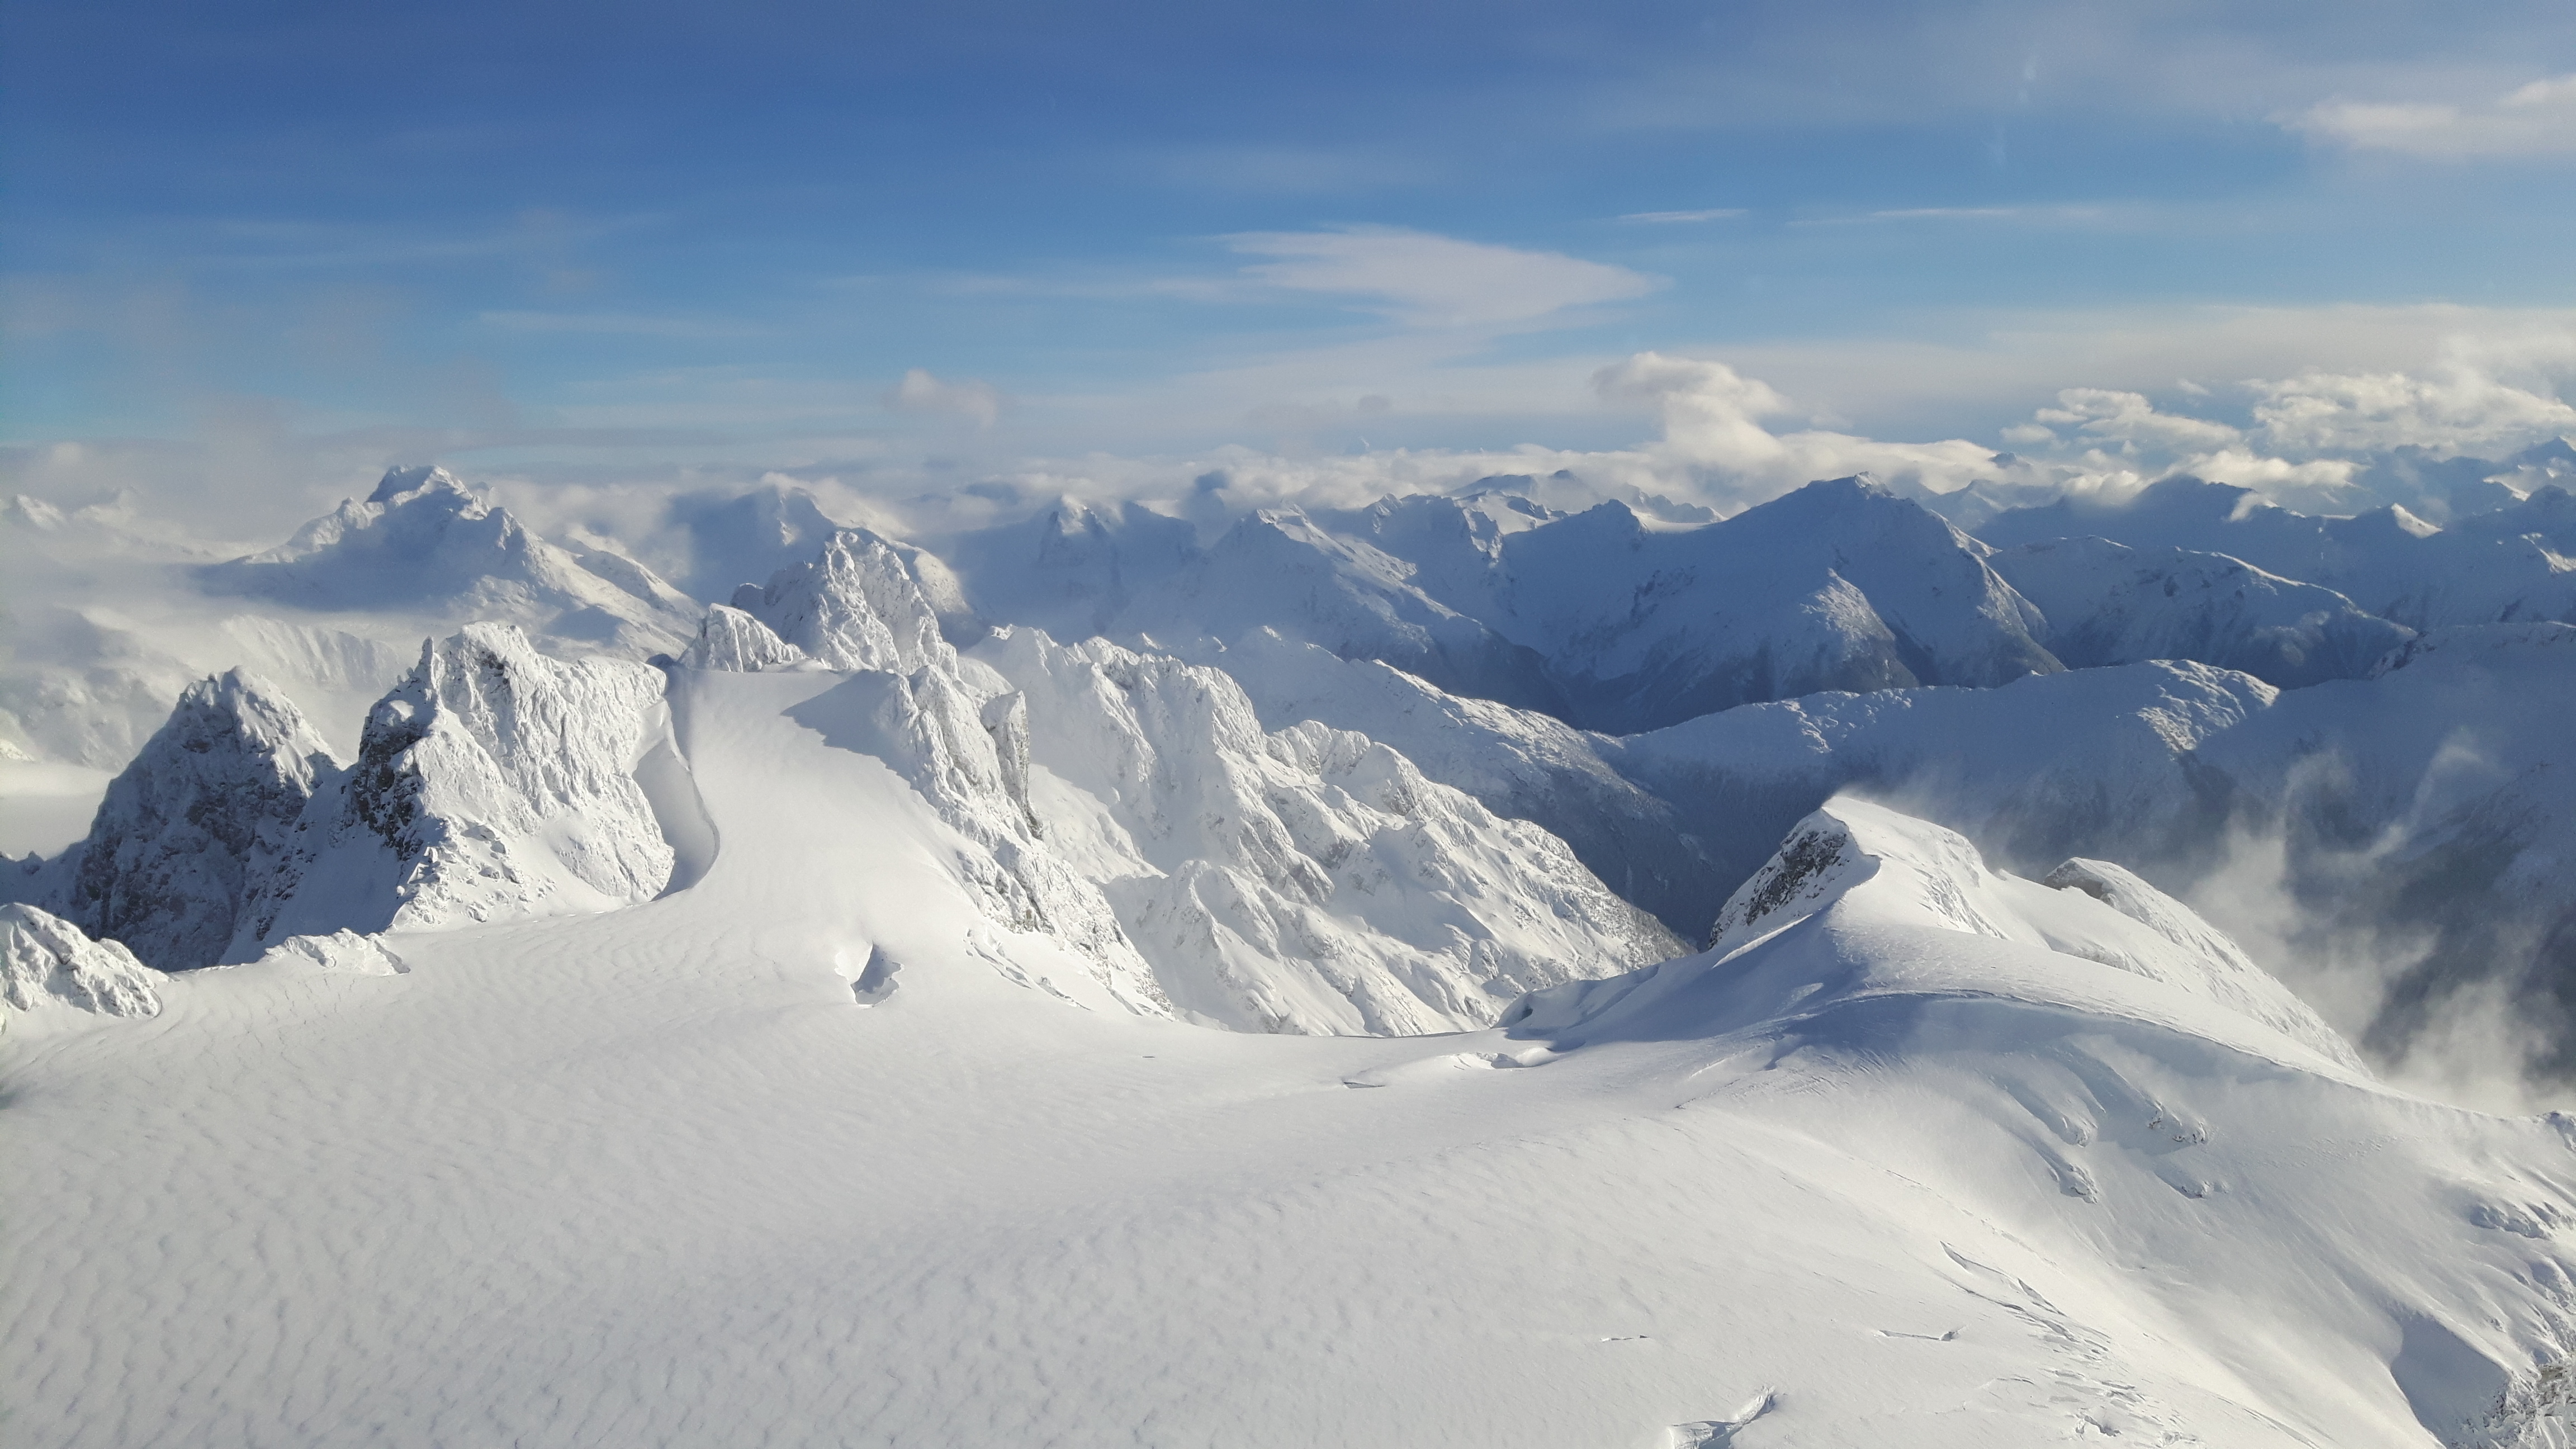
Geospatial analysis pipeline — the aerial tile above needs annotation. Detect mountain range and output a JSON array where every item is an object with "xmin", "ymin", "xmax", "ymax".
[{"xmin": 10, "ymin": 453, "xmax": 2576, "ymax": 1445}]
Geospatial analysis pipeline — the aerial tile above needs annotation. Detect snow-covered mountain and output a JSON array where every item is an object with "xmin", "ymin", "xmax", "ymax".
[
  {"xmin": 1979, "ymin": 475, "xmax": 2576, "ymax": 632},
  {"xmin": 1989, "ymin": 534, "xmax": 2415, "ymax": 686},
  {"xmin": 30, "ymin": 669, "xmax": 337, "ymax": 972},
  {"xmin": 940, "ymin": 477, "xmax": 2064, "ymax": 733},
  {"xmin": 972, "ymin": 627, "xmax": 1680, "ymax": 1033},
  {"xmin": 696, "ymin": 525, "xmax": 1679, "ymax": 1033},
  {"xmin": 16, "ymin": 624, "xmax": 683, "ymax": 968},
  {"xmin": 199, "ymin": 465, "xmax": 702, "ymax": 656},
  {"xmin": 21, "ymin": 457, "xmax": 2576, "ymax": 1445},
  {"xmin": 11, "ymin": 761, "xmax": 2572, "ymax": 1443}
]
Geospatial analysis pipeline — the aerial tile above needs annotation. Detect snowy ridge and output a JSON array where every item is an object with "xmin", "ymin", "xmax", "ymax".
[
  {"xmin": 977, "ymin": 627, "xmax": 1683, "ymax": 1034},
  {"xmin": 693, "ymin": 522, "xmax": 1678, "ymax": 1033},
  {"xmin": 1, "ymin": 902, "xmax": 164, "ymax": 1028},
  {"xmin": 938, "ymin": 477, "xmax": 2066, "ymax": 732},
  {"xmin": 1513, "ymin": 797, "xmax": 2360, "ymax": 1072},
  {"xmin": 249, "ymin": 622, "xmax": 676, "ymax": 945},
  {"xmin": 197, "ymin": 466, "xmax": 700, "ymax": 657},
  {"xmin": 1979, "ymin": 475, "xmax": 2576, "ymax": 633},
  {"xmin": 1991, "ymin": 534, "xmax": 2416, "ymax": 686},
  {"xmin": 1604, "ymin": 660, "xmax": 2282, "ymax": 936},
  {"xmin": 678, "ymin": 603, "xmax": 806, "ymax": 671}
]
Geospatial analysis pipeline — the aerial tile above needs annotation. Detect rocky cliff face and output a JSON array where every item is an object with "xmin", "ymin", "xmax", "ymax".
[{"xmin": 51, "ymin": 670, "xmax": 338, "ymax": 971}]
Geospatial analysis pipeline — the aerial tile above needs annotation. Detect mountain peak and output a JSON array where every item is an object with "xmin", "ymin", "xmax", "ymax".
[{"xmin": 366, "ymin": 464, "xmax": 475, "ymax": 507}]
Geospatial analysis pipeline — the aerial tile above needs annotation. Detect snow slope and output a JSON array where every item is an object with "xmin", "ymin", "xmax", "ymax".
[
  {"xmin": 1, "ymin": 901, "xmax": 164, "ymax": 1030},
  {"xmin": 8, "ymin": 730, "xmax": 2573, "ymax": 1445}
]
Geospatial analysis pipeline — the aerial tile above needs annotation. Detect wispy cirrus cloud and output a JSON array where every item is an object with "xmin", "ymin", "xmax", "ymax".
[
  {"xmin": 1223, "ymin": 226, "xmax": 1660, "ymax": 330},
  {"xmin": 2287, "ymin": 73, "xmax": 2576, "ymax": 158}
]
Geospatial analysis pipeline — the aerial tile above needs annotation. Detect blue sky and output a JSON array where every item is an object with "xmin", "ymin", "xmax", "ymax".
[{"xmin": 6, "ymin": 0, "xmax": 2575, "ymax": 513}]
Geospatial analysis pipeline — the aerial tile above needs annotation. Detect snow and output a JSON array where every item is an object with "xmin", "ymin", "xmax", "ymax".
[
  {"xmin": 1991, "ymin": 534, "xmax": 2416, "ymax": 686},
  {"xmin": 690, "ymin": 524, "xmax": 1678, "ymax": 1033},
  {"xmin": 976, "ymin": 627, "xmax": 1683, "ymax": 1034},
  {"xmin": 8, "ymin": 723, "xmax": 2574, "ymax": 1444},
  {"xmin": 1, "ymin": 901, "xmax": 164, "ymax": 1029},
  {"xmin": 678, "ymin": 602, "xmax": 807, "ymax": 671},
  {"xmin": 936, "ymin": 478, "xmax": 2064, "ymax": 733},
  {"xmin": 197, "ymin": 466, "xmax": 701, "ymax": 658},
  {"xmin": 1978, "ymin": 476, "xmax": 2576, "ymax": 633},
  {"xmin": 247, "ymin": 622, "xmax": 678, "ymax": 948},
  {"xmin": 18, "ymin": 461, "xmax": 2576, "ymax": 1445},
  {"xmin": 22, "ymin": 669, "xmax": 338, "ymax": 972}
]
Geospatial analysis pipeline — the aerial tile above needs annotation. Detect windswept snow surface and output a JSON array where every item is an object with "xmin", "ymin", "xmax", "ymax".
[{"xmin": 10, "ymin": 717, "xmax": 2575, "ymax": 1445}]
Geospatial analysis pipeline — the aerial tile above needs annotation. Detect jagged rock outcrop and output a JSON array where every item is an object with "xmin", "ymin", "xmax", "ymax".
[
  {"xmin": 250, "ymin": 622, "xmax": 676, "ymax": 944},
  {"xmin": 46, "ymin": 670, "xmax": 338, "ymax": 972},
  {"xmin": 680, "ymin": 604, "xmax": 806, "ymax": 671},
  {"xmin": 1, "ymin": 903, "xmax": 165, "ymax": 1027}
]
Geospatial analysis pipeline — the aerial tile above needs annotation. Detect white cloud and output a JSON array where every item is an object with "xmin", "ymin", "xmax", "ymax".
[
  {"xmin": 2255, "ymin": 364, "xmax": 2575, "ymax": 454},
  {"xmin": 2288, "ymin": 73, "xmax": 2576, "ymax": 158},
  {"xmin": 1592, "ymin": 352, "xmax": 2007, "ymax": 505},
  {"xmin": 2033, "ymin": 387, "xmax": 2241, "ymax": 450},
  {"xmin": 887, "ymin": 368, "xmax": 1004, "ymax": 429},
  {"xmin": 1225, "ymin": 227, "xmax": 1660, "ymax": 330}
]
